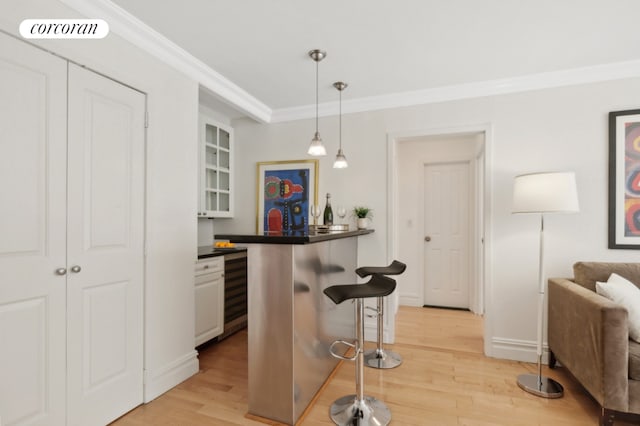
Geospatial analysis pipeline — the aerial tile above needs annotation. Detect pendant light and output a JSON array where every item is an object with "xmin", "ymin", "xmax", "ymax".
[
  {"xmin": 333, "ymin": 81, "xmax": 348, "ymax": 168},
  {"xmin": 307, "ymin": 49, "xmax": 327, "ymax": 156}
]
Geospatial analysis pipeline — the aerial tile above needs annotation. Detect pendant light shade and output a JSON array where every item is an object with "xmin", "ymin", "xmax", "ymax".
[
  {"xmin": 308, "ymin": 49, "xmax": 327, "ymax": 156},
  {"xmin": 332, "ymin": 81, "xmax": 348, "ymax": 168},
  {"xmin": 308, "ymin": 131, "xmax": 326, "ymax": 156},
  {"xmin": 334, "ymin": 148, "xmax": 348, "ymax": 168}
]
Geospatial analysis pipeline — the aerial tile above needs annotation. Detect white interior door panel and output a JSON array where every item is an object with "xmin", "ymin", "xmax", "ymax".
[
  {"xmin": 0, "ymin": 33, "xmax": 67, "ymax": 426},
  {"xmin": 66, "ymin": 63, "xmax": 145, "ymax": 426}
]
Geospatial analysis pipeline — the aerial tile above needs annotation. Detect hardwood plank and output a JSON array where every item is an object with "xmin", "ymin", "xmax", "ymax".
[{"xmin": 112, "ymin": 306, "xmax": 636, "ymax": 425}]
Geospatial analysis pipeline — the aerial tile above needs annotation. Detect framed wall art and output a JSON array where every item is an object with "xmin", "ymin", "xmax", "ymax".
[
  {"xmin": 609, "ymin": 109, "xmax": 640, "ymax": 249},
  {"xmin": 256, "ymin": 159, "xmax": 318, "ymax": 234}
]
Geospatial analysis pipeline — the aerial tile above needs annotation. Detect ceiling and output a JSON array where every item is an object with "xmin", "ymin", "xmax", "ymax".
[{"xmin": 109, "ymin": 0, "xmax": 640, "ymax": 119}]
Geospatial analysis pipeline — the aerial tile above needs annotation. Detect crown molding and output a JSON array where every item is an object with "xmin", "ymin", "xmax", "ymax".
[
  {"xmin": 59, "ymin": 0, "xmax": 272, "ymax": 123},
  {"xmin": 58, "ymin": 0, "xmax": 640, "ymax": 124},
  {"xmin": 271, "ymin": 59, "xmax": 640, "ymax": 123}
]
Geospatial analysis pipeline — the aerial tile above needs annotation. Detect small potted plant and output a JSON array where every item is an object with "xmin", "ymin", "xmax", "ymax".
[{"xmin": 353, "ymin": 206, "xmax": 373, "ymax": 229}]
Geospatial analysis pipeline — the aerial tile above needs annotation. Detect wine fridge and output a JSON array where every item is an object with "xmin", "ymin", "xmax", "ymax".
[{"xmin": 219, "ymin": 251, "xmax": 247, "ymax": 339}]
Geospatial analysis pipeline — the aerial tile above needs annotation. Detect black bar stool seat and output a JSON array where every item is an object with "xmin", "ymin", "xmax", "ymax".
[
  {"xmin": 323, "ymin": 274, "xmax": 396, "ymax": 426},
  {"xmin": 355, "ymin": 260, "xmax": 406, "ymax": 369},
  {"xmin": 355, "ymin": 260, "xmax": 406, "ymax": 278},
  {"xmin": 324, "ymin": 275, "xmax": 396, "ymax": 305}
]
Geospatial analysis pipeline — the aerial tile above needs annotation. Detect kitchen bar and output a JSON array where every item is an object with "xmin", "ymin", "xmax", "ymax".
[{"xmin": 216, "ymin": 229, "xmax": 373, "ymax": 424}]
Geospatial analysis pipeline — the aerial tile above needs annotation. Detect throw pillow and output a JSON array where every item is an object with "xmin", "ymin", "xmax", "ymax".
[{"xmin": 596, "ymin": 273, "xmax": 640, "ymax": 342}]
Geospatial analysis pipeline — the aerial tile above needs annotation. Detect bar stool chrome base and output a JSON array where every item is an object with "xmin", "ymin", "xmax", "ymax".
[
  {"xmin": 364, "ymin": 347, "xmax": 403, "ymax": 369},
  {"xmin": 356, "ymin": 261, "xmax": 407, "ymax": 371},
  {"xmin": 363, "ymin": 296, "xmax": 404, "ymax": 370},
  {"xmin": 329, "ymin": 394, "xmax": 391, "ymax": 426},
  {"xmin": 324, "ymin": 275, "xmax": 397, "ymax": 426}
]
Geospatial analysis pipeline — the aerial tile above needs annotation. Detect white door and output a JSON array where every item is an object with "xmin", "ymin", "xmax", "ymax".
[
  {"xmin": 66, "ymin": 64, "xmax": 145, "ymax": 425},
  {"xmin": 0, "ymin": 34, "xmax": 68, "ymax": 426},
  {"xmin": 423, "ymin": 162, "xmax": 471, "ymax": 309}
]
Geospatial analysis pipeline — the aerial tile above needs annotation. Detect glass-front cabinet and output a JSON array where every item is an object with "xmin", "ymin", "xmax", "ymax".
[{"xmin": 198, "ymin": 114, "xmax": 233, "ymax": 217}]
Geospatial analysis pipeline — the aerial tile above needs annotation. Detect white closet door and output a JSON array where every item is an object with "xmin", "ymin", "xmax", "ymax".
[
  {"xmin": 66, "ymin": 64, "xmax": 145, "ymax": 426},
  {"xmin": 423, "ymin": 162, "xmax": 471, "ymax": 309},
  {"xmin": 0, "ymin": 34, "xmax": 67, "ymax": 426}
]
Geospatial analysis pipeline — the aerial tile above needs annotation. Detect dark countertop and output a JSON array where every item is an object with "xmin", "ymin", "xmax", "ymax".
[
  {"xmin": 197, "ymin": 245, "xmax": 247, "ymax": 259},
  {"xmin": 215, "ymin": 229, "xmax": 374, "ymax": 245}
]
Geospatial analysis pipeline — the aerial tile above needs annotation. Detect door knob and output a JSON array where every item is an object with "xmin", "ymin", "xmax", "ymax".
[
  {"xmin": 70, "ymin": 265, "xmax": 82, "ymax": 273},
  {"xmin": 55, "ymin": 268, "xmax": 67, "ymax": 276},
  {"xmin": 424, "ymin": 236, "xmax": 431, "ymax": 242}
]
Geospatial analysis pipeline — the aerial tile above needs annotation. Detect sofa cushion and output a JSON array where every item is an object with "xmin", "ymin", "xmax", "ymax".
[
  {"xmin": 597, "ymin": 273, "xmax": 640, "ymax": 342},
  {"xmin": 573, "ymin": 262, "xmax": 640, "ymax": 292},
  {"xmin": 630, "ymin": 340, "xmax": 640, "ymax": 381}
]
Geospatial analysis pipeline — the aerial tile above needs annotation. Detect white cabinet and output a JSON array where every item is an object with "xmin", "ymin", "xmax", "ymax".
[
  {"xmin": 195, "ymin": 257, "xmax": 225, "ymax": 346},
  {"xmin": 0, "ymin": 33, "xmax": 145, "ymax": 426},
  {"xmin": 198, "ymin": 114, "xmax": 234, "ymax": 218}
]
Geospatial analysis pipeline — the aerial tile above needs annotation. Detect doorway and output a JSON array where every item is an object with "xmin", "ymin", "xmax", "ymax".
[{"xmin": 388, "ymin": 125, "xmax": 490, "ymax": 352}]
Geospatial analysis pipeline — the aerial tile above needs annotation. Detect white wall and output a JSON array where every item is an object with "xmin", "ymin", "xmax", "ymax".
[
  {"xmin": 218, "ymin": 77, "xmax": 640, "ymax": 362},
  {"xmin": 197, "ymin": 218, "xmax": 215, "ymax": 246},
  {"xmin": 1, "ymin": 0, "xmax": 199, "ymax": 401}
]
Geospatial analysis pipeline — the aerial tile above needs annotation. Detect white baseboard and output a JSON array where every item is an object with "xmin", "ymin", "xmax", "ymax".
[
  {"xmin": 143, "ymin": 350, "xmax": 199, "ymax": 403},
  {"xmin": 490, "ymin": 337, "xmax": 550, "ymax": 364},
  {"xmin": 399, "ymin": 294, "xmax": 422, "ymax": 307}
]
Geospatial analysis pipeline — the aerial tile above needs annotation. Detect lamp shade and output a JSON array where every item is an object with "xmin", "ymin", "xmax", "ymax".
[{"xmin": 512, "ymin": 172, "xmax": 579, "ymax": 213}]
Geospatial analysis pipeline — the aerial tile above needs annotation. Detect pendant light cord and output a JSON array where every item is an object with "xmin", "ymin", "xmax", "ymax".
[
  {"xmin": 339, "ymin": 89, "xmax": 342, "ymax": 149},
  {"xmin": 315, "ymin": 60, "xmax": 319, "ymax": 133}
]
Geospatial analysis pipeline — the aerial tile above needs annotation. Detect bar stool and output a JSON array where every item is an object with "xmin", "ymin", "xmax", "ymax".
[
  {"xmin": 355, "ymin": 260, "xmax": 407, "ymax": 369},
  {"xmin": 324, "ymin": 274, "xmax": 397, "ymax": 426}
]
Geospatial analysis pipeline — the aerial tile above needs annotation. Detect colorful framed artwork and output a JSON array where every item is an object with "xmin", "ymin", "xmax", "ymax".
[
  {"xmin": 256, "ymin": 159, "xmax": 319, "ymax": 234},
  {"xmin": 609, "ymin": 109, "xmax": 640, "ymax": 249}
]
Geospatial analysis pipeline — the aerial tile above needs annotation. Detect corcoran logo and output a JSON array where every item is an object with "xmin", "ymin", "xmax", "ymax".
[{"xmin": 20, "ymin": 19, "xmax": 109, "ymax": 39}]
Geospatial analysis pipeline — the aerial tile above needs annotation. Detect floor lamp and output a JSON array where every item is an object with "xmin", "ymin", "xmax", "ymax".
[{"xmin": 512, "ymin": 171, "xmax": 579, "ymax": 398}]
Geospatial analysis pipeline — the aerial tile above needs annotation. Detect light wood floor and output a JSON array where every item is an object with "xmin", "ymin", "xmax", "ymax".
[{"xmin": 112, "ymin": 306, "xmax": 621, "ymax": 425}]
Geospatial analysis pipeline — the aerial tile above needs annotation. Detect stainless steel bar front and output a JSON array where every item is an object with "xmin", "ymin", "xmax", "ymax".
[{"xmin": 246, "ymin": 237, "xmax": 357, "ymax": 425}]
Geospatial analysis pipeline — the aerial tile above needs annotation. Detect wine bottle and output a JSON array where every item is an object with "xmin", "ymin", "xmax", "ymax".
[{"xmin": 323, "ymin": 193, "xmax": 333, "ymax": 225}]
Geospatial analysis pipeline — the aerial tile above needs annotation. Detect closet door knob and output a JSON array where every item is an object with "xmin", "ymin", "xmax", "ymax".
[
  {"xmin": 55, "ymin": 268, "xmax": 67, "ymax": 276},
  {"xmin": 70, "ymin": 265, "xmax": 82, "ymax": 273}
]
